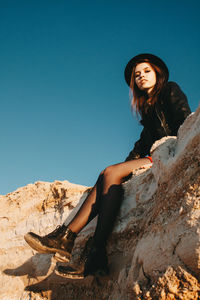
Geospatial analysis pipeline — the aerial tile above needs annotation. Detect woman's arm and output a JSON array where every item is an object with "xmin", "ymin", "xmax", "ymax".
[
  {"xmin": 166, "ymin": 82, "xmax": 191, "ymax": 135},
  {"xmin": 125, "ymin": 127, "xmax": 152, "ymax": 161}
]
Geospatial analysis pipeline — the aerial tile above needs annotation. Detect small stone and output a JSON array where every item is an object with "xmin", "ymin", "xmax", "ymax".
[{"xmin": 133, "ymin": 282, "xmax": 141, "ymax": 295}]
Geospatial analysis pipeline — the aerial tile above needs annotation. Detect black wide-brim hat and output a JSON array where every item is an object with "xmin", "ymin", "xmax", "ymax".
[{"xmin": 124, "ymin": 53, "xmax": 169, "ymax": 86}]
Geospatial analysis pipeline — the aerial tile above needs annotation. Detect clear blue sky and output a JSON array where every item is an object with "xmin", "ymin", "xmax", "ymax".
[{"xmin": 0, "ymin": 0, "xmax": 199, "ymax": 195}]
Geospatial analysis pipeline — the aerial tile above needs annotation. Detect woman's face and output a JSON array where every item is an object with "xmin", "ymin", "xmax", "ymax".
[{"xmin": 134, "ymin": 62, "xmax": 156, "ymax": 94}]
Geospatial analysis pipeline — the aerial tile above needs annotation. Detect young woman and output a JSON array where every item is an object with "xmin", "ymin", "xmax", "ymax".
[{"xmin": 24, "ymin": 53, "xmax": 191, "ymax": 278}]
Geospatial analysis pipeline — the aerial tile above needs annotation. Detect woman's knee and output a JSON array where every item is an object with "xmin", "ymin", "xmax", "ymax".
[{"xmin": 102, "ymin": 165, "xmax": 119, "ymax": 182}]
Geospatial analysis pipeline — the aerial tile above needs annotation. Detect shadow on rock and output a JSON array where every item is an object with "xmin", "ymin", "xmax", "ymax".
[
  {"xmin": 25, "ymin": 270, "xmax": 106, "ymax": 300},
  {"xmin": 3, "ymin": 253, "xmax": 53, "ymax": 277}
]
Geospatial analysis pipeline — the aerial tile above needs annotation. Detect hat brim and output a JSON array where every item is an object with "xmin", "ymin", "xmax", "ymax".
[{"xmin": 124, "ymin": 53, "xmax": 169, "ymax": 86}]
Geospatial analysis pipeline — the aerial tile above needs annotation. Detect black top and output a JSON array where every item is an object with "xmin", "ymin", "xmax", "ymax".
[{"xmin": 125, "ymin": 81, "xmax": 191, "ymax": 161}]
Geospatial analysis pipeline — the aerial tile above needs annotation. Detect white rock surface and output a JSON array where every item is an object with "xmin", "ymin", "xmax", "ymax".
[{"xmin": 0, "ymin": 106, "xmax": 200, "ymax": 300}]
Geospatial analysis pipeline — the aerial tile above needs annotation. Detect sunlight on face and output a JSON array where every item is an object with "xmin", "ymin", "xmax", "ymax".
[{"xmin": 134, "ymin": 62, "xmax": 156, "ymax": 94}]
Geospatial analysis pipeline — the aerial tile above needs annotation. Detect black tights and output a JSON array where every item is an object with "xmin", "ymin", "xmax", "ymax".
[{"xmin": 67, "ymin": 158, "xmax": 151, "ymax": 247}]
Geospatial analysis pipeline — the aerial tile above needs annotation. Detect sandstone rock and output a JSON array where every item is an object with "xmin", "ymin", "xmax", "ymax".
[{"xmin": 0, "ymin": 106, "xmax": 200, "ymax": 300}]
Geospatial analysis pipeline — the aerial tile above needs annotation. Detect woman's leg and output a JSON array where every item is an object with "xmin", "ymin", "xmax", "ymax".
[
  {"xmin": 68, "ymin": 157, "xmax": 151, "ymax": 239},
  {"xmin": 67, "ymin": 174, "xmax": 103, "ymax": 234},
  {"xmin": 92, "ymin": 158, "xmax": 151, "ymax": 247},
  {"xmin": 24, "ymin": 177, "xmax": 103, "ymax": 259}
]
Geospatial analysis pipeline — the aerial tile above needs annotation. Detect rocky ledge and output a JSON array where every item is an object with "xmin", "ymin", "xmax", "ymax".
[{"xmin": 0, "ymin": 105, "xmax": 200, "ymax": 300}]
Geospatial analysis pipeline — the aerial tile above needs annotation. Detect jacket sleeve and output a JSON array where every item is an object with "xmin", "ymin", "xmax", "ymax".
[
  {"xmin": 125, "ymin": 126, "xmax": 152, "ymax": 161},
  {"xmin": 167, "ymin": 82, "xmax": 191, "ymax": 135}
]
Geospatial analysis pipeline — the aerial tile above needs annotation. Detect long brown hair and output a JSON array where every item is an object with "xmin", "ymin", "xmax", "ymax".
[{"xmin": 130, "ymin": 59, "xmax": 167, "ymax": 116}]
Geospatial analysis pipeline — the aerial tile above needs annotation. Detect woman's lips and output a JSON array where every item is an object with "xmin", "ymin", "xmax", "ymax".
[{"xmin": 140, "ymin": 79, "xmax": 147, "ymax": 84}]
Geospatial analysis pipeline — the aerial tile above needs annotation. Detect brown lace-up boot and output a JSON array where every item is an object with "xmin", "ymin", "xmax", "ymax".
[
  {"xmin": 56, "ymin": 237, "xmax": 109, "ymax": 279},
  {"xmin": 24, "ymin": 225, "xmax": 77, "ymax": 261}
]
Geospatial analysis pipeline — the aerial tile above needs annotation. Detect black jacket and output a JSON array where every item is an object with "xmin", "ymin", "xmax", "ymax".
[{"xmin": 125, "ymin": 81, "xmax": 191, "ymax": 161}]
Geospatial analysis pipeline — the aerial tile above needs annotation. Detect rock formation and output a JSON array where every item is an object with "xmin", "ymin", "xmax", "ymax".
[{"xmin": 0, "ymin": 105, "xmax": 200, "ymax": 300}]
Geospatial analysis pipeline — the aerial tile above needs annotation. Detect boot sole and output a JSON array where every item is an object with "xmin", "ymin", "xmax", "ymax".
[
  {"xmin": 55, "ymin": 268, "xmax": 84, "ymax": 279},
  {"xmin": 55, "ymin": 266, "xmax": 109, "ymax": 279},
  {"xmin": 24, "ymin": 233, "xmax": 71, "ymax": 261},
  {"xmin": 53, "ymin": 252, "xmax": 72, "ymax": 262}
]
